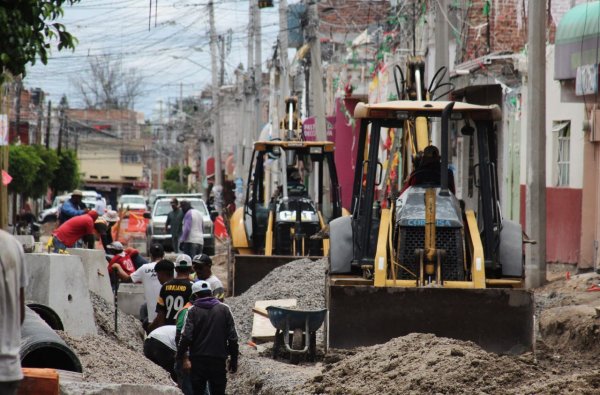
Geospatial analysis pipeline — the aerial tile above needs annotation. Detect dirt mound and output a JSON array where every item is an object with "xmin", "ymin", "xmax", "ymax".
[
  {"xmin": 226, "ymin": 258, "xmax": 327, "ymax": 341},
  {"xmin": 55, "ymin": 291, "xmax": 176, "ymax": 388},
  {"xmin": 58, "ymin": 331, "xmax": 175, "ymax": 386},
  {"xmin": 303, "ymin": 333, "xmax": 599, "ymax": 395},
  {"xmin": 535, "ymin": 272, "xmax": 600, "ymax": 357}
]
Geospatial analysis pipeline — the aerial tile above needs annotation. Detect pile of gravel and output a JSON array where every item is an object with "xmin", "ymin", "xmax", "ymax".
[
  {"xmin": 89, "ymin": 291, "xmax": 145, "ymax": 352},
  {"xmin": 58, "ymin": 331, "xmax": 175, "ymax": 386},
  {"xmin": 226, "ymin": 258, "xmax": 327, "ymax": 341}
]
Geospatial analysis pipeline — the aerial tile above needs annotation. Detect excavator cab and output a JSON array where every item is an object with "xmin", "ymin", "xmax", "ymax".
[{"xmin": 327, "ymin": 100, "xmax": 534, "ymax": 354}]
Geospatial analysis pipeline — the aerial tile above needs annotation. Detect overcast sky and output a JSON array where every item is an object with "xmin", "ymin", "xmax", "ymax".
[{"xmin": 23, "ymin": 0, "xmax": 290, "ymax": 120}]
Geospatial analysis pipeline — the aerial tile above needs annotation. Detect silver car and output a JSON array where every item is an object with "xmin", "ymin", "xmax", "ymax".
[{"xmin": 146, "ymin": 196, "xmax": 215, "ymax": 255}]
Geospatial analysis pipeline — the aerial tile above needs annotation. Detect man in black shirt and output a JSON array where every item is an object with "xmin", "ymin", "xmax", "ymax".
[{"xmin": 148, "ymin": 255, "xmax": 193, "ymax": 331}]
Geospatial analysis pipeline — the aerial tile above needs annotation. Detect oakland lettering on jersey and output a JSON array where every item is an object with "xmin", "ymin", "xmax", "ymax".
[{"xmin": 165, "ymin": 284, "xmax": 188, "ymax": 292}]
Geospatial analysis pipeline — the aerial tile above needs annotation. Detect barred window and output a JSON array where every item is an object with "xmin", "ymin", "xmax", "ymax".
[{"xmin": 553, "ymin": 121, "xmax": 570, "ymax": 187}]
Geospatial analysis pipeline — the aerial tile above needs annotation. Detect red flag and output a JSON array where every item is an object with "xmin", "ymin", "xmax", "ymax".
[
  {"xmin": 214, "ymin": 215, "xmax": 229, "ymax": 239},
  {"xmin": 1, "ymin": 170, "xmax": 12, "ymax": 186},
  {"xmin": 127, "ymin": 212, "xmax": 148, "ymax": 233}
]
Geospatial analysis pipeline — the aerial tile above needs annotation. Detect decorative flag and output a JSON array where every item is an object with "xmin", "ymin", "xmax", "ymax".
[
  {"xmin": 2, "ymin": 170, "xmax": 12, "ymax": 186},
  {"xmin": 214, "ymin": 215, "xmax": 229, "ymax": 239}
]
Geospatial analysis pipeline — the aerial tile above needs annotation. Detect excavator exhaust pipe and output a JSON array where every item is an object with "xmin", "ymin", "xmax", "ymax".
[{"xmin": 326, "ymin": 283, "xmax": 534, "ymax": 355}]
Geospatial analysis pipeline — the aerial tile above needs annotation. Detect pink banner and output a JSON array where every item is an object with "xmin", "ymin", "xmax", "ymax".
[{"xmin": 302, "ymin": 116, "xmax": 336, "ymax": 141}]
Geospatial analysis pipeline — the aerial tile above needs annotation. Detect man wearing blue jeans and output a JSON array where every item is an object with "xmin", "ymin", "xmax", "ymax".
[{"xmin": 179, "ymin": 200, "xmax": 204, "ymax": 257}]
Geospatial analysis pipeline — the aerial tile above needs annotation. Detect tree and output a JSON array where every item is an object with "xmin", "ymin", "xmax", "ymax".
[
  {"xmin": 0, "ymin": 1, "xmax": 80, "ymax": 82},
  {"xmin": 31, "ymin": 145, "xmax": 59, "ymax": 198},
  {"xmin": 74, "ymin": 54, "xmax": 144, "ymax": 110},
  {"xmin": 51, "ymin": 149, "xmax": 79, "ymax": 193},
  {"xmin": 8, "ymin": 145, "xmax": 43, "ymax": 197},
  {"xmin": 163, "ymin": 165, "xmax": 191, "ymax": 193}
]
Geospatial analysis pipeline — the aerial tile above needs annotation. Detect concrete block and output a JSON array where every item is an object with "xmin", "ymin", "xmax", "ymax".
[
  {"xmin": 14, "ymin": 235, "xmax": 35, "ymax": 252},
  {"xmin": 67, "ymin": 249, "xmax": 114, "ymax": 305},
  {"xmin": 25, "ymin": 253, "xmax": 97, "ymax": 336},
  {"xmin": 117, "ymin": 283, "xmax": 145, "ymax": 319}
]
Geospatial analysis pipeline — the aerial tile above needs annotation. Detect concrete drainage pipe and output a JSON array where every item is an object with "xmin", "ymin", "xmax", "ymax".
[{"xmin": 20, "ymin": 307, "xmax": 83, "ymax": 373}]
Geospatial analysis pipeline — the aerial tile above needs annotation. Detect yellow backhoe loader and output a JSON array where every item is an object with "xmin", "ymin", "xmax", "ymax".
[
  {"xmin": 230, "ymin": 98, "xmax": 344, "ymax": 295},
  {"xmin": 326, "ymin": 70, "xmax": 534, "ymax": 354}
]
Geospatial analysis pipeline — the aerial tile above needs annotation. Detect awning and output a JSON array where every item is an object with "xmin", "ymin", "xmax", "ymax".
[{"xmin": 555, "ymin": 1, "xmax": 600, "ymax": 80}]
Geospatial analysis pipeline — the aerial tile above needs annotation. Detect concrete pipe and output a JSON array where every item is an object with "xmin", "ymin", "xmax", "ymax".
[{"xmin": 20, "ymin": 307, "xmax": 83, "ymax": 373}]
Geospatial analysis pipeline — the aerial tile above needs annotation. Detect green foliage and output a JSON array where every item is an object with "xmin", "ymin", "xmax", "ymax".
[
  {"xmin": 0, "ymin": 1, "xmax": 80, "ymax": 82},
  {"xmin": 30, "ymin": 145, "xmax": 59, "ymax": 198},
  {"xmin": 165, "ymin": 165, "xmax": 192, "ymax": 182},
  {"xmin": 162, "ymin": 180, "xmax": 188, "ymax": 194},
  {"xmin": 8, "ymin": 145, "xmax": 43, "ymax": 196},
  {"xmin": 51, "ymin": 149, "xmax": 79, "ymax": 193}
]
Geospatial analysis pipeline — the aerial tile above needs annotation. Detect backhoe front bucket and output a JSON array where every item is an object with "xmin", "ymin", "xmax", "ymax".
[
  {"xmin": 326, "ymin": 281, "xmax": 534, "ymax": 355},
  {"xmin": 232, "ymin": 254, "xmax": 321, "ymax": 296}
]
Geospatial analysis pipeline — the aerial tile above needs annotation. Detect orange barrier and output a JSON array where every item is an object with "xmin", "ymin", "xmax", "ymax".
[{"xmin": 18, "ymin": 368, "xmax": 59, "ymax": 395}]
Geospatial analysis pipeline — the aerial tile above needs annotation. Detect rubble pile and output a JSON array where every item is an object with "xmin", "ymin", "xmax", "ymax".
[
  {"xmin": 56, "ymin": 291, "xmax": 176, "ymax": 387},
  {"xmin": 304, "ymin": 333, "xmax": 599, "ymax": 394},
  {"xmin": 58, "ymin": 331, "xmax": 174, "ymax": 386},
  {"xmin": 226, "ymin": 258, "xmax": 327, "ymax": 340},
  {"xmin": 89, "ymin": 291, "xmax": 145, "ymax": 352}
]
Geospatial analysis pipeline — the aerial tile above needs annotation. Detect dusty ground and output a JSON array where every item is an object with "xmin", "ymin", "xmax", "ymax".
[
  {"xmin": 42, "ymin": 230, "xmax": 599, "ymax": 394},
  {"xmin": 225, "ymin": 264, "xmax": 600, "ymax": 395}
]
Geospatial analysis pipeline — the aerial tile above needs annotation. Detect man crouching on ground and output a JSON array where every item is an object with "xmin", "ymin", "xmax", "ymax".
[{"xmin": 176, "ymin": 280, "xmax": 239, "ymax": 395}]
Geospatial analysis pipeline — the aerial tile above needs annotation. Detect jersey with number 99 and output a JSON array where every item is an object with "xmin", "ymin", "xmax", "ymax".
[{"xmin": 156, "ymin": 278, "xmax": 193, "ymax": 325}]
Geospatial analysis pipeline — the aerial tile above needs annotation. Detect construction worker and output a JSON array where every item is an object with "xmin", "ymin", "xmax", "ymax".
[
  {"xmin": 100, "ymin": 210, "xmax": 119, "ymax": 252},
  {"xmin": 192, "ymin": 254, "xmax": 225, "ymax": 301},
  {"xmin": 174, "ymin": 281, "xmax": 209, "ymax": 395},
  {"xmin": 59, "ymin": 190, "xmax": 88, "ymax": 224},
  {"xmin": 179, "ymin": 200, "xmax": 204, "ymax": 257},
  {"xmin": 144, "ymin": 325, "xmax": 177, "ymax": 381},
  {"xmin": 400, "ymin": 145, "xmax": 456, "ymax": 195},
  {"xmin": 112, "ymin": 244, "xmax": 166, "ymax": 330},
  {"xmin": 107, "ymin": 242, "xmax": 135, "ymax": 286},
  {"xmin": 50, "ymin": 211, "xmax": 107, "ymax": 253},
  {"xmin": 147, "ymin": 254, "xmax": 193, "ymax": 332},
  {"xmin": 0, "ymin": 231, "xmax": 28, "ymax": 395},
  {"xmin": 166, "ymin": 198, "xmax": 183, "ymax": 253},
  {"xmin": 143, "ymin": 259, "xmax": 175, "ymax": 333},
  {"xmin": 177, "ymin": 279, "xmax": 239, "ymax": 395}
]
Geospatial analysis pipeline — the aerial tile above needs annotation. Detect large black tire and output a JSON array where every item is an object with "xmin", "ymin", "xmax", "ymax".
[{"xmin": 290, "ymin": 328, "xmax": 303, "ymax": 365}]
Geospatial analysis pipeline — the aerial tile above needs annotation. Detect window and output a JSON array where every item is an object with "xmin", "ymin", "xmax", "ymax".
[
  {"xmin": 121, "ymin": 150, "xmax": 142, "ymax": 164},
  {"xmin": 553, "ymin": 121, "xmax": 570, "ymax": 187}
]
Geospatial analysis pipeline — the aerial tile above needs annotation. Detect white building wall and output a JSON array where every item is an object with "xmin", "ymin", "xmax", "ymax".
[{"xmin": 519, "ymin": 45, "xmax": 585, "ymax": 189}]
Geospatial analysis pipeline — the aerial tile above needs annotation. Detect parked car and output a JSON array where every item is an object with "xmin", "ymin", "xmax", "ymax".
[
  {"xmin": 38, "ymin": 192, "xmax": 102, "ymax": 223},
  {"xmin": 148, "ymin": 189, "xmax": 165, "ymax": 208},
  {"xmin": 118, "ymin": 194, "xmax": 147, "ymax": 212},
  {"xmin": 146, "ymin": 194, "xmax": 215, "ymax": 255}
]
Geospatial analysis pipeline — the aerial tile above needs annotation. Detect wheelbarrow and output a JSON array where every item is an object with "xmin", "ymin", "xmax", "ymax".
[{"xmin": 266, "ymin": 306, "xmax": 327, "ymax": 364}]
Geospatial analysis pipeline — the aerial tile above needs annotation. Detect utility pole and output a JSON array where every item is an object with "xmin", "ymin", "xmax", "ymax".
[
  {"xmin": 525, "ymin": 0, "xmax": 546, "ymax": 288},
  {"xmin": 219, "ymin": 35, "xmax": 226, "ymax": 86},
  {"xmin": 306, "ymin": 1, "xmax": 326, "ymax": 140},
  {"xmin": 432, "ymin": 0, "xmax": 450, "ymax": 148},
  {"xmin": 0, "ymin": 85, "xmax": 9, "ymax": 229},
  {"xmin": 278, "ymin": 0, "xmax": 290, "ymax": 138},
  {"xmin": 179, "ymin": 82, "xmax": 184, "ymax": 185},
  {"xmin": 254, "ymin": 0, "xmax": 262, "ymax": 140},
  {"xmin": 15, "ymin": 79, "xmax": 22, "ymax": 144},
  {"xmin": 57, "ymin": 104, "xmax": 64, "ymax": 155},
  {"xmin": 209, "ymin": 0, "xmax": 223, "ymax": 214},
  {"xmin": 45, "ymin": 100, "xmax": 52, "ymax": 149}
]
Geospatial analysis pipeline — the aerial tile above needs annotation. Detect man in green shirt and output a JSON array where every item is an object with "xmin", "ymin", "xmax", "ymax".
[{"xmin": 165, "ymin": 198, "xmax": 184, "ymax": 253}]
